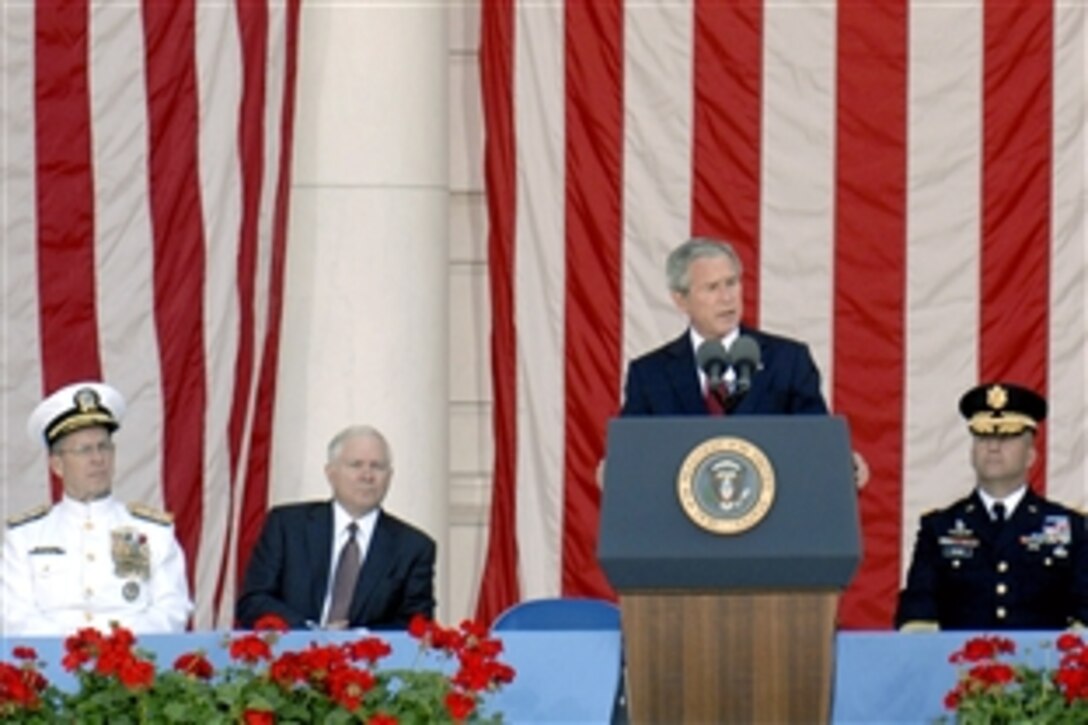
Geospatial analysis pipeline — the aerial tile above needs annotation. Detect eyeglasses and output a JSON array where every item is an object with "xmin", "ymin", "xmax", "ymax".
[
  {"xmin": 55, "ymin": 441, "xmax": 116, "ymax": 458},
  {"xmin": 343, "ymin": 460, "xmax": 390, "ymax": 473}
]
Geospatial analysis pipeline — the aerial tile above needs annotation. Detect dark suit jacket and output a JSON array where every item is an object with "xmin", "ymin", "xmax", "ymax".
[
  {"xmin": 236, "ymin": 501, "xmax": 436, "ymax": 630},
  {"xmin": 620, "ymin": 326, "xmax": 828, "ymax": 416},
  {"xmin": 895, "ymin": 488, "xmax": 1088, "ymax": 629}
]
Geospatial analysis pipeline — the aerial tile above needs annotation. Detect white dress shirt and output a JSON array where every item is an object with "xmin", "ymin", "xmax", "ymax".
[
  {"xmin": 689, "ymin": 327, "xmax": 740, "ymax": 393},
  {"xmin": 978, "ymin": 484, "xmax": 1027, "ymax": 521},
  {"xmin": 320, "ymin": 503, "xmax": 378, "ymax": 625}
]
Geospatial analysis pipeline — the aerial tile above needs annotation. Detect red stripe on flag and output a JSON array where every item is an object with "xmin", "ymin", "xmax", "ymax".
[
  {"xmin": 235, "ymin": 0, "xmax": 303, "ymax": 607},
  {"xmin": 142, "ymin": 0, "xmax": 207, "ymax": 586},
  {"xmin": 215, "ymin": 0, "xmax": 267, "ymax": 619},
  {"xmin": 214, "ymin": 0, "xmax": 265, "ymax": 616},
  {"xmin": 475, "ymin": 0, "xmax": 519, "ymax": 625},
  {"xmin": 980, "ymin": 3, "xmax": 1052, "ymax": 489},
  {"xmin": 560, "ymin": 0, "xmax": 624, "ymax": 600},
  {"xmin": 691, "ymin": 1, "xmax": 763, "ymax": 320},
  {"xmin": 834, "ymin": 2, "xmax": 909, "ymax": 629},
  {"xmin": 229, "ymin": 0, "xmax": 266, "ymax": 519},
  {"xmin": 34, "ymin": 1, "xmax": 102, "ymax": 496}
]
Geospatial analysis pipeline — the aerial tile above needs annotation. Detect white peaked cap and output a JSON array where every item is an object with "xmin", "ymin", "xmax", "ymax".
[{"xmin": 26, "ymin": 381, "xmax": 126, "ymax": 448}]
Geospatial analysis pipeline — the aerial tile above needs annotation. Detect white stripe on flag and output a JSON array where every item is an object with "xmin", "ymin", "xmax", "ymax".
[
  {"xmin": 622, "ymin": 4, "xmax": 694, "ymax": 360},
  {"xmin": 760, "ymin": 3, "xmax": 836, "ymax": 382},
  {"xmin": 88, "ymin": 4, "xmax": 167, "ymax": 513},
  {"xmin": 1050, "ymin": 2, "xmax": 1088, "ymax": 510},
  {"xmin": 1, "ymin": 2, "xmax": 43, "ymax": 511},
  {"xmin": 514, "ymin": 3, "xmax": 566, "ymax": 601},
  {"xmin": 901, "ymin": 2, "xmax": 983, "ymax": 578},
  {"xmin": 195, "ymin": 2, "xmax": 244, "ymax": 630}
]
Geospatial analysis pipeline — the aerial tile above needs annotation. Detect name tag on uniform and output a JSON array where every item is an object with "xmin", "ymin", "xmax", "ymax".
[
  {"xmin": 940, "ymin": 519, "xmax": 978, "ymax": 559},
  {"xmin": 28, "ymin": 546, "xmax": 64, "ymax": 555}
]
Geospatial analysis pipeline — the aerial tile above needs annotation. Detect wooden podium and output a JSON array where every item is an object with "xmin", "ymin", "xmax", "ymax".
[{"xmin": 597, "ymin": 416, "xmax": 861, "ymax": 723}]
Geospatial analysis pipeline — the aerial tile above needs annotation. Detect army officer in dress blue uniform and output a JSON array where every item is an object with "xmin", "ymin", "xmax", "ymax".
[
  {"xmin": 895, "ymin": 382, "xmax": 1088, "ymax": 631},
  {"xmin": 1, "ymin": 381, "xmax": 192, "ymax": 635}
]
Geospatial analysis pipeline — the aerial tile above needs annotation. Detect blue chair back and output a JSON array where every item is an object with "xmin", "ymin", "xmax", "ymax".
[{"xmin": 491, "ymin": 597, "xmax": 621, "ymax": 631}]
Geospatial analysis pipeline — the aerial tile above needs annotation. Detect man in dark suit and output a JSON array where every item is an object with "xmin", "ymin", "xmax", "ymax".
[
  {"xmin": 621, "ymin": 237, "xmax": 828, "ymax": 416},
  {"xmin": 895, "ymin": 383, "xmax": 1088, "ymax": 630},
  {"xmin": 236, "ymin": 425, "xmax": 435, "ymax": 630}
]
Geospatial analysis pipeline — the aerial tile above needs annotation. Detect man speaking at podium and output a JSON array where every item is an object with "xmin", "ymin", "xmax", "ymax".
[{"xmin": 620, "ymin": 237, "xmax": 828, "ymax": 417}]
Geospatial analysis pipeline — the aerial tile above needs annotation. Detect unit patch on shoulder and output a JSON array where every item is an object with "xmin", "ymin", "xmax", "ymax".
[
  {"xmin": 127, "ymin": 502, "xmax": 174, "ymax": 526},
  {"xmin": 6, "ymin": 504, "xmax": 50, "ymax": 529}
]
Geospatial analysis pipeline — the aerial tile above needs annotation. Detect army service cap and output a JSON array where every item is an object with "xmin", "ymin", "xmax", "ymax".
[{"xmin": 958, "ymin": 382, "xmax": 1046, "ymax": 436}]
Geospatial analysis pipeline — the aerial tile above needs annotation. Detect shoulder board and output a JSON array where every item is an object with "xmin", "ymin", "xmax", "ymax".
[
  {"xmin": 127, "ymin": 502, "xmax": 174, "ymax": 526},
  {"xmin": 6, "ymin": 503, "xmax": 50, "ymax": 529}
]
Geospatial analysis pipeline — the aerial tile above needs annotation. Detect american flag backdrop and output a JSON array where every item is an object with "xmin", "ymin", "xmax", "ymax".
[
  {"xmin": 0, "ymin": 1, "xmax": 301, "ymax": 628},
  {"xmin": 474, "ymin": 1, "xmax": 1088, "ymax": 629}
]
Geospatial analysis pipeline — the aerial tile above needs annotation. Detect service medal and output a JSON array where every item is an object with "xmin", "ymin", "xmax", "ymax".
[
  {"xmin": 111, "ymin": 527, "xmax": 151, "ymax": 580},
  {"xmin": 122, "ymin": 581, "xmax": 141, "ymax": 602}
]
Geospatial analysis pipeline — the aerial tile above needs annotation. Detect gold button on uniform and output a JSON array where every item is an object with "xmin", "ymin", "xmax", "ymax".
[
  {"xmin": 84, "ymin": 612, "xmax": 93, "ymax": 622},
  {"xmin": 996, "ymin": 583, "xmax": 1007, "ymax": 596},
  {"xmin": 84, "ymin": 588, "xmax": 93, "ymax": 599},
  {"xmin": 997, "ymin": 561, "xmax": 1009, "ymax": 573},
  {"xmin": 996, "ymin": 607, "xmax": 1007, "ymax": 619},
  {"xmin": 87, "ymin": 553, "xmax": 95, "ymax": 562}
]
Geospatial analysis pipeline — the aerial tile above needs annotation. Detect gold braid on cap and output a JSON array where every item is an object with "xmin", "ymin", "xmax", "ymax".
[
  {"xmin": 968, "ymin": 412, "xmax": 1036, "ymax": 435},
  {"xmin": 45, "ymin": 388, "xmax": 117, "ymax": 444},
  {"xmin": 46, "ymin": 411, "xmax": 116, "ymax": 443}
]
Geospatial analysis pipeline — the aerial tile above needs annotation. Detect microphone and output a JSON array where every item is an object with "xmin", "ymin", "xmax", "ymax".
[
  {"xmin": 728, "ymin": 335, "xmax": 762, "ymax": 394},
  {"xmin": 696, "ymin": 340, "xmax": 729, "ymax": 390}
]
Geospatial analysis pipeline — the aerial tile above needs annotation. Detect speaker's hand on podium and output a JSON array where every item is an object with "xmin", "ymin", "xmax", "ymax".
[{"xmin": 852, "ymin": 450, "xmax": 870, "ymax": 489}]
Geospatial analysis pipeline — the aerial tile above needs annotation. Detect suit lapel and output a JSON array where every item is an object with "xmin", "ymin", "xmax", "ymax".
[
  {"xmin": 998, "ymin": 489, "xmax": 1042, "ymax": 548},
  {"xmin": 730, "ymin": 326, "xmax": 765, "ymax": 415},
  {"xmin": 348, "ymin": 511, "xmax": 393, "ymax": 624},
  {"xmin": 666, "ymin": 331, "xmax": 706, "ymax": 413},
  {"xmin": 961, "ymin": 492, "xmax": 1000, "ymax": 548},
  {"xmin": 308, "ymin": 504, "xmax": 335, "ymax": 618}
]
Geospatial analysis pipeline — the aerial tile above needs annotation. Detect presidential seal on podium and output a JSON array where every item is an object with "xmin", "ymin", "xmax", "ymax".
[{"xmin": 677, "ymin": 436, "xmax": 776, "ymax": 534}]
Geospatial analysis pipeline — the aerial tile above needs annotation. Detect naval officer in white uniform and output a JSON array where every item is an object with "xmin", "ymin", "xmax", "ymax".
[{"xmin": 1, "ymin": 381, "xmax": 192, "ymax": 635}]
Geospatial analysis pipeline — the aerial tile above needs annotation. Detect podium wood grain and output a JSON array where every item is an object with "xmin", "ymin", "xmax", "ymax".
[{"xmin": 620, "ymin": 590, "xmax": 838, "ymax": 723}]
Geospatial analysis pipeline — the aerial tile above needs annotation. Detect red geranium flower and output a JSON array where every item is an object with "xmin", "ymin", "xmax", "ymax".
[
  {"xmin": 229, "ymin": 633, "xmax": 274, "ymax": 664},
  {"xmin": 269, "ymin": 651, "xmax": 305, "ymax": 687},
  {"xmin": 949, "ymin": 635, "xmax": 1016, "ymax": 664},
  {"xmin": 367, "ymin": 714, "xmax": 398, "ymax": 725},
  {"xmin": 11, "ymin": 647, "xmax": 37, "ymax": 662},
  {"xmin": 243, "ymin": 709, "xmax": 275, "ymax": 725},
  {"xmin": 173, "ymin": 652, "xmax": 215, "ymax": 680},
  {"xmin": 344, "ymin": 636, "xmax": 392, "ymax": 665},
  {"xmin": 117, "ymin": 656, "xmax": 155, "ymax": 690},
  {"xmin": 444, "ymin": 690, "xmax": 477, "ymax": 721},
  {"xmin": 327, "ymin": 667, "xmax": 376, "ymax": 711},
  {"xmin": 1058, "ymin": 632, "xmax": 1084, "ymax": 653},
  {"xmin": 408, "ymin": 613, "xmax": 431, "ymax": 639},
  {"xmin": 253, "ymin": 613, "xmax": 290, "ymax": 632}
]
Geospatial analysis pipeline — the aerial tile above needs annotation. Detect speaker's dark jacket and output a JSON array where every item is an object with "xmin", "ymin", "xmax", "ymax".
[{"xmin": 620, "ymin": 326, "xmax": 828, "ymax": 416}]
